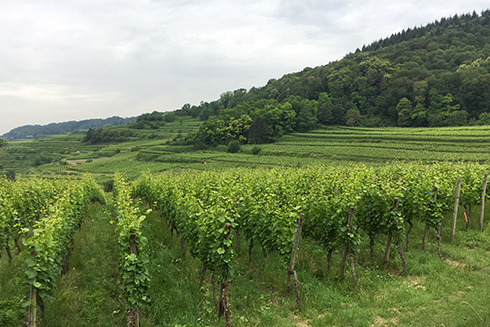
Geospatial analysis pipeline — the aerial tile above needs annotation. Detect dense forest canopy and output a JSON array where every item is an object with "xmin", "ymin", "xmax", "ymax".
[{"xmin": 170, "ymin": 10, "xmax": 490, "ymax": 145}]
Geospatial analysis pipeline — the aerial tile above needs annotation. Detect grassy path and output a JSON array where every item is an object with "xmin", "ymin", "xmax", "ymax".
[
  {"xmin": 42, "ymin": 202, "xmax": 125, "ymax": 326},
  {"xmin": 0, "ymin": 246, "xmax": 25, "ymax": 325}
]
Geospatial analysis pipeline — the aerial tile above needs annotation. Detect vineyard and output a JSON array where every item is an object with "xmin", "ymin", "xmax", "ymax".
[{"xmin": 1, "ymin": 162, "xmax": 490, "ymax": 326}]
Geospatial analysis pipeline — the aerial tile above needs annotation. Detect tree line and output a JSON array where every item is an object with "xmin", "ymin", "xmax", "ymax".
[{"xmin": 172, "ymin": 10, "xmax": 490, "ymax": 145}]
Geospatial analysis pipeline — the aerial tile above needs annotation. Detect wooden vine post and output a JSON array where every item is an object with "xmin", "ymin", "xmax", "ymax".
[
  {"xmin": 328, "ymin": 186, "xmax": 338, "ymax": 270},
  {"xmin": 383, "ymin": 198, "xmax": 398, "ymax": 267},
  {"xmin": 479, "ymin": 173, "xmax": 488, "ymax": 232},
  {"xmin": 235, "ymin": 195, "xmax": 241, "ymax": 255},
  {"xmin": 422, "ymin": 225, "xmax": 430, "ymax": 251},
  {"xmin": 464, "ymin": 203, "xmax": 471, "ymax": 231},
  {"xmin": 405, "ymin": 219, "xmax": 414, "ymax": 252},
  {"xmin": 26, "ymin": 283, "xmax": 37, "ymax": 327},
  {"xmin": 127, "ymin": 233, "xmax": 140, "ymax": 327},
  {"xmin": 286, "ymin": 213, "xmax": 305, "ymax": 310},
  {"xmin": 433, "ymin": 189, "xmax": 444, "ymax": 259},
  {"xmin": 180, "ymin": 202, "xmax": 186, "ymax": 256},
  {"xmin": 25, "ymin": 224, "xmax": 39, "ymax": 327},
  {"xmin": 340, "ymin": 207, "xmax": 353, "ymax": 281},
  {"xmin": 24, "ymin": 284, "xmax": 37, "ymax": 327},
  {"xmin": 218, "ymin": 223, "xmax": 232, "ymax": 327},
  {"xmin": 25, "ymin": 249, "xmax": 37, "ymax": 327},
  {"xmin": 248, "ymin": 239, "xmax": 254, "ymax": 268},
  {"xmin": 340, "ymin": 207, "xmax": 357, "ymax": 288},
  {"xmin": 450, "ymin": 178, "xmax": 462, "ymax": 243}
]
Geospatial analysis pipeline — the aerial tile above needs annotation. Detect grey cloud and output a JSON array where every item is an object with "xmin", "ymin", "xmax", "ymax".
[{"xmin": 2, "ymin": 0, "xmax": 490, "ymax": 135}]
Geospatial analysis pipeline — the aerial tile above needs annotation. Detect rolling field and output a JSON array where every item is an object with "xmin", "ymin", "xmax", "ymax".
[{"xmin": 3, "ymin": 123, "xmax": 490, "ymax": 180}]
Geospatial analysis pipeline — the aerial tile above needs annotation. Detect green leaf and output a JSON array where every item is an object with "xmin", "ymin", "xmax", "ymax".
[
  {"xmin": 26, "ymin": 269, "xmax": 37, "ymax": 279},
  {"xmin": 25, "ymin": 257, "xmax": 36, "ymax": 267}
]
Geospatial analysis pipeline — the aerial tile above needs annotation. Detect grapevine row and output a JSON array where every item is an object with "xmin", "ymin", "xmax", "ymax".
[
  {"xmin": 113, "ymin": 173, "xmax": 150, "ymax": 326},
  {"xmin": 21, "ymin": 176, "xmax": 105, "ymax": 327},
  {"xmin": 0, "ymin": 177, "xmax": 64, "ymax": 262},
  {"xmin": 127, "ymin": 162, "xmax": 488, "ymax": 325},
  {"xmin": 133, "ymin": 162, "xmax": 488, "ymax": 271}
]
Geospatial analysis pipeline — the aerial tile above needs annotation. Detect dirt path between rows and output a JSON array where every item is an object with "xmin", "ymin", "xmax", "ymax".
[{"xmin": 66, "ymin": 157, "xmax": 110, "ymax": 165}]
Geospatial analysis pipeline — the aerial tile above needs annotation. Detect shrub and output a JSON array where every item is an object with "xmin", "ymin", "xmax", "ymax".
[
  {"xmin": 32, "ymin": 156, "xmax": 53, "ymax": 166},
  {"xmin": 5, "ymin": 170, "xmax": 16, "ymax": 181},
  {"xmin": 163, "ymin": 112, "xmax": 176, "ymax": 122},
  {"xmin": 103, "ymin": 180, "xmax": 114, "ymax": 192},
  {"xmin": 227, "ymin": 140, "xmax": 241, "ymax": 153},
  {"xmin": 251, "ymin": 146, "xmax": 262, "ymax": 155}
]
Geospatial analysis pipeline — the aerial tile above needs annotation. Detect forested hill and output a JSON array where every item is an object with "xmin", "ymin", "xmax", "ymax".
[
  {"xmin": 172, "ymin": 10, "xmax": 490, "ymax": 146},
  {"xmin": 3, "ymin": 116, "xmax": 136, "ymax": 140}
]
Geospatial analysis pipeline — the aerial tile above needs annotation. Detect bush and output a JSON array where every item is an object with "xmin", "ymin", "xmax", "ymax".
[
  {"xmin": 193, "ymin": 142, "xmax": 209, "ymax": 150},
  {"xmin": 163, "ymin": 112, "xmax": 176, "ymax": 122},
  {"xmin": 478, "ymin": 112, "xmax": 490, "ymax": 125},
  {"xmin": 227, "ymin": 140, "xmax": 241, "ymax": 153},
  {"xmin": 251, "ymin": 146, "xmax": 262, "ymax": 155},
  {"xmin": 103, "ymin": 180, "xmax": 114, "ymax": 192},
  {"xmin": 5, "ymin": 170, "xmax": 16, "ymax": 181},
  {"xmin": 32, "ymin": 156, "xmax": 53, "ymax": 166}
]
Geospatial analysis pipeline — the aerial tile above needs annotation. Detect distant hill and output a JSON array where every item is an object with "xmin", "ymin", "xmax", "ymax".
[
  {"xmin": 3, "ymin": 116, "xmax": 137, "ymax": 140},
  {"xmin": 168, "ymin": 10, "xmax": 490, "ymax": 146}
]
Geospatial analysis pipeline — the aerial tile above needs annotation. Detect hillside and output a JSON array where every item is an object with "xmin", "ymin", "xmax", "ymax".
[
  {"xmin": 165, "ymin": 10, "xmax": 490, "ymax": 147},
  {"xmin": 2, "ymin": 122, "xmax": 490, "ymax": 180},
  {"xmin": 2, "ymin": 116, "xmax": 136, "ymax": 140}
]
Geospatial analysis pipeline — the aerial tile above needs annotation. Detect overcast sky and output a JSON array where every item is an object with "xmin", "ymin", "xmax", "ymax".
[{"xmin": 1, "ymin": 0, "xmax": 489, "ymax": 135}]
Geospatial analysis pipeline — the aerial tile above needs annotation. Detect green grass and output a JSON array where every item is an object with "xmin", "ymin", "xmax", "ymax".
[
  {"xmin": 41, "ymin": 202, "xmax": 125, "ymax": 326},
  {"xmin": 0, "ymin": 253, "xmax": 25, "ymax": 325}
]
